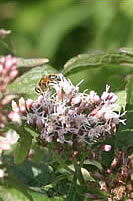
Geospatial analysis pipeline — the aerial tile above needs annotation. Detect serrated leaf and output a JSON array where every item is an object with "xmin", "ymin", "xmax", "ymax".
[
  {"xmin": 14, "ymin": 127, "xmax": 32, "ymax": 164},
  {"xmin": 8, "ymin": 65, "xmax": 58, "ymax": 99},
  {"xmin": 63, "ymin": 48, "xmax": 133, "ymax": 75},
  {"xmin": 17, "ymin": 57, "xmax": 49, "ymax": 68}
]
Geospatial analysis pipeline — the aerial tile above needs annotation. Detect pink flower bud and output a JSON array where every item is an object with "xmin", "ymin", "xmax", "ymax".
[
  {"xmin": 29, "ymin": 118, "xmax": 36, "ymax": 127},
  {"xmin": 100, "ymin": 144, "xmax": 111, "ymax": 152},
  {"xmin": 6, "ymin": 58, "xmax": 14, "ymax": 70},
  {"xmin": 12, "ymin": 100, "xmax": 19, "ymax": 112},
  {"xmin": 106, "ymin": 169, "xmax": 112, "ymax": 174},
  {"xmin": 2, "ymin": 68, "xmax": 8, "ymax": 76},
  {"xmin": 9, "ymin": 70, "xmax": 18, "ymax": 81},
  {"xmin": 56, "ymin": 89, "xmax": 63, "ymax": 101},
  {"xmin": 71, "ymin": 95, "xmax": 81, "ymax": 105},
  {"xmin": 89, "ymin": 91, "xmax": 100, "ymax": 104},
  {"xmin": 36, "ymin": 118, "xmax": 43, "ymax": 131},
  {"xmin": 26, "ymin": 99, "xmax": 33, "ymax": 111},
  {"xmin": 19, "ymin": 97, "xmax": 26, "ymax": 112}
]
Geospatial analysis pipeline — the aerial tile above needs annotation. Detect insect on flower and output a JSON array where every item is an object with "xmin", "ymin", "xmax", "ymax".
[{"xmin": 35, "ymin": 74, "xmax": 60, "ymax": 95}]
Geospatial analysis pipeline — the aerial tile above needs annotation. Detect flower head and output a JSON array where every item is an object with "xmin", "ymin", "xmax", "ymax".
[{"xmin": 11, "ymin": 74, "xmax": 126, "ymax": 147}]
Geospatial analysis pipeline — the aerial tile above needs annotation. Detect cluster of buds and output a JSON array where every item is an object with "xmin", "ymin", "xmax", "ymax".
[
  {"xmin": 0, "ymin": 55, "xmax": 17, "ymax": 128},
  {"xmin": 0, "ymin": 55, "xmax": 18, "ymax": 178},
  {"xmin": 10, "ymin": 74, "xmax": 126, "ymax": 147},
  {"xmin": 0, "ymin": 55, "xmax": 17, "ymax": 93}
]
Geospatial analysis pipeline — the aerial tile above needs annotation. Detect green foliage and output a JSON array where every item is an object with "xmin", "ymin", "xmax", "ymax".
[
  {"xmin": 14, "ymin": 128, "xmax": 32, "ymax": 164},
  {"xmin": 17, "ymin": 57, "xmax": 49, "ymax": 68},
  {"xmin": 0, "ymin": 186, "xmax": 63, "ymax": 201}
]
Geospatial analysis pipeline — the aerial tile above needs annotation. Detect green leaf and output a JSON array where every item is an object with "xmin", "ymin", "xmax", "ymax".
[
  {"xmin": 116, "ymin": 90, "xmax": 127, "ymax": 109},
  {"xmin": 81, "ymin": 168, "xmax": 95, "ymax": 182},
  {"xmin": 3, "ymin": 167, "xmax": 33, "ymax": 201},
  {"xmin": 0, "ymin": 186, "xmax": 63, "ymax": 201},
  {"xmin": 63, "ymin": 48, "xmax": 133, "ymax": 75},
  {"xmin": 8, "ymin": 65, "xmax": 58, "ymax": 99},
  {"xmin": 17, "ymin": 57, "xmax": 49, "ymax": 68},
  {"xmin": 63, "ymin": 49, "xmax": 133, "ymax": 110},
  {"xmin": 14, "ymin": 127, "xmax": 32, "ymax": 164},
  {"xmin": 115, "ymin": 78, "xmax": 133, "ymax": 150},
  {"xmin": 64, "ymin": 53, "xmax": 102, "ymax": 75},
  {"xmin": 0, "ymin": 186, "xmax": 33, "ymax": 201},
  {"xmin": 126, "ymin": 76, "xmax": 133, "ymax": 105},
  {"xmin": 5, "ymin": 156, "xmax": 63, "ymax": 200},
  {"xmin": 10, "ymin": 158, "xmax": 54, "ymax": 188},
  {"xmin": 83, "ymin": 160, "xmax": 103, "ymax": 171}
]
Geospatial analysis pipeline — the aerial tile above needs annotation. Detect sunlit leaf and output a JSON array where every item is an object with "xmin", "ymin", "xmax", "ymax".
[
  {"xmin": 17, "ymin": 57, "xmax": 49, "ymax": 68},
  {"xmin": 63, "ymin": 49, "xmax": 133, "ymax": 75},
  {"xmin": 0, "ymin": 186, "xmax": 63, "ymax": 201},
  {"xmin": 81, "ymin": 168, "xmax": 95, "ymax": 182},
  {"xmin": 3, "ymin": 168, "xmax": 33, "ymax": 201},
  {"xmin": 0, "ymin": 186, "xmax": 32, "ymax": 201}
]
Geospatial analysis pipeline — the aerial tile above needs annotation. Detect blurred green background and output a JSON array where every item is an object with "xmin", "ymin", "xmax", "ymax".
[{"xmin": 0, "ymin": 0, "xmax": 133, "ymax": 70}]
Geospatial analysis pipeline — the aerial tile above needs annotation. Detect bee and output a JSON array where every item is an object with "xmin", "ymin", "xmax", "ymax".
[{"xmin": 35, "ymin": 74, "xmax": 59, "ymax": 95}]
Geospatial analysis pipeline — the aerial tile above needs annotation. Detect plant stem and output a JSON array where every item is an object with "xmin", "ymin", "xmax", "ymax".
[
  {"xmin": 54, "ymin": 151, "xmax": 74, "ymax": 174},
  {"xmin": 73, "ymin": 158, "xmax": 85, "ymax": 186}
]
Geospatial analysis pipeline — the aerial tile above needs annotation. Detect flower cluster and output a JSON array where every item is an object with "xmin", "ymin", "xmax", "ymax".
[
  {"xmin": 11, "ymin": 74, "xmax": 126, "ymax": 146},
  {"xmin": 0, "ymin": 55, "xmax": 17, "ymax": 128},
  {"xmin": 0, "ymin": 55, "xmax": 18, "ymax": 178}
]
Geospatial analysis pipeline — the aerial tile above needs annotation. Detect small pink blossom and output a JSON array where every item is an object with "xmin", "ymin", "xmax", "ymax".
[{"xmin": 100, "ymin": 144, "xmax": 112, "ymax": 152}]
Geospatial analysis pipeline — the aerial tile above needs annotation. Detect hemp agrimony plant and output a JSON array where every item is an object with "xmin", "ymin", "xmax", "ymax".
[{"xmin": 0, "ymin": 31, "xmax": 133, "ymax": 201}]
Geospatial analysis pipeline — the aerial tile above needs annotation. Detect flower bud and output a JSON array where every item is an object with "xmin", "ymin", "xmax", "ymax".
[
  {"xmin": 19, "ymin": 97, "xmax": 26, "ymax": 113},
  {"xmin": 12, "ymin": 100, "xmax": 19, "ymax": 112},
  {"xmin": 36, "ymin": 118, "xmax": 43, "ymax": 131},
  {"xmin": 26, "ymin": 99, "xmax": 33, "ymax": 111}
]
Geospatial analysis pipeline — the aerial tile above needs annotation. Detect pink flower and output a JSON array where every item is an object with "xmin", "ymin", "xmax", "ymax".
[{"xmin": 10, "ymin": 74, "xmax": 126, "ymax": 146}]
